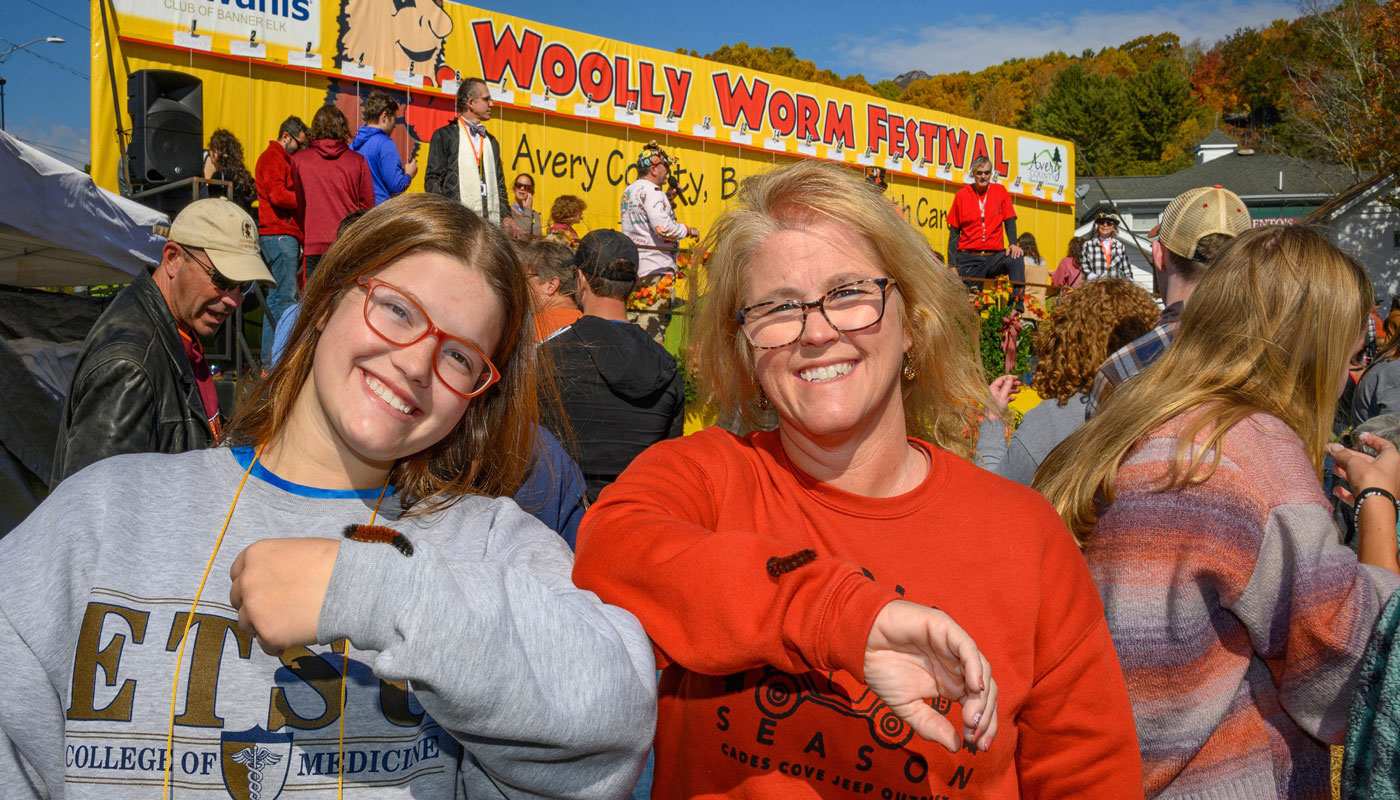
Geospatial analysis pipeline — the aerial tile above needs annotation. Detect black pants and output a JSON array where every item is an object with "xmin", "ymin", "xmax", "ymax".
[
  {"xmin": 954, "ymin": 250, "xmax": 1025, "ymax": 285},
  {"xmin": 956, "ymin": 250, "xmax": 1026, "ymax": 309}
]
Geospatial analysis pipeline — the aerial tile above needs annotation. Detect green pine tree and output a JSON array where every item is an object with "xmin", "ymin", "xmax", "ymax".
[{"xmin": 1030, "ymin": 64, "xmax": 1133, "ymax": 175}]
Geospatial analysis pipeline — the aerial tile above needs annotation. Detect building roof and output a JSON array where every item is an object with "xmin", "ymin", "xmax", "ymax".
[
  {"xmin": 1197, "ymin": 128, "xmax": 1238, "ymax": 147},
  {"xmin": 1077, "ymin": 151, "xmax": 1364, "ymax": 222},
  {"xmin": 1301, "ymin": 171, "xmax": 1396, "ymax": 225}
]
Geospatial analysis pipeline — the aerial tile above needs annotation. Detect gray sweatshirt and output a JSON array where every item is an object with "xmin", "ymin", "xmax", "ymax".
[
  {"xmin": 976, "ymin": 392, "xmax": 1090, "ymax": 486},
  {"xmin": 0, "ymin": 446, "xmax": 656, "ymax": 798}
]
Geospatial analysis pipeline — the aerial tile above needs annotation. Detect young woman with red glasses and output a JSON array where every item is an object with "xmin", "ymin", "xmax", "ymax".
[{"xmin": 0, "ymin": 193, "xmax": 655, "ymax": 799}]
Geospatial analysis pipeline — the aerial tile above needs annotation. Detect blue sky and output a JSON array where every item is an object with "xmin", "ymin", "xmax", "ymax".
[{"xmin": 4, "ymin": 0, "xmax": 1301, "ymax": 169}]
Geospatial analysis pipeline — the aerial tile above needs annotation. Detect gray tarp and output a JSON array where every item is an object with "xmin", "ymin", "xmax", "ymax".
[{"xmin": 0, "ymin": 129, "xmax": 166, "ymax": 287}]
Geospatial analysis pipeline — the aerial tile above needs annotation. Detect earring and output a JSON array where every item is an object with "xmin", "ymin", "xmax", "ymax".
[
  {"xmin": 757, "ymin": 389, "xmax": 773, "ymax": 410},
  {"xmin": 902, "ymin": 352, "xmax": 917, "ymax": 381}
]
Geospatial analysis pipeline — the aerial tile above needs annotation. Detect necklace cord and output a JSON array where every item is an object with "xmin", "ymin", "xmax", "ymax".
[
  {"xmin": 162, "ymin": 443, "xmax": 263, "ymax": 799},
  {"xmin": 161, "ymin": 448, "xmax": 390, "ymax": 799}
]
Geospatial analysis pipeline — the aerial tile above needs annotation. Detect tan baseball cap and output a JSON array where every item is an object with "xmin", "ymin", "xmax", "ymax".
[
  {"xmin": 156, "ymin": 198, "xmax": 275, "ymax": 285},
  {"xmin": 1152, "ymin": 185, "xmax": 1251, "ymax": 261}
]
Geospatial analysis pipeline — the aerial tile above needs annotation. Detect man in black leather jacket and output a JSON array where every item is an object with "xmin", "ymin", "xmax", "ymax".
[{"xmin": 51, "ymin": 199, "xmax": 274, "ymax": 485}]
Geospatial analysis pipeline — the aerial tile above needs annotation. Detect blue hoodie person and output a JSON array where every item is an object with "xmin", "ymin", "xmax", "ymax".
[{"xmin": 351, "ymin": 90, "xmax": 417, "ymax": 204}]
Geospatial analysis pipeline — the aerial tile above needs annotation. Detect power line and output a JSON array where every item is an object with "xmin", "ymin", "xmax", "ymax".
[
  {"xmin": 0, "ymin": 40, "xmax": 88, "ymax": 79},
  {"xmin": 20, "ymin": 0, "xmax": 88, "ymax": 32},
  {"xmin": 15, "ymin": 137, "xmax": 87, "ymax": 167},
  {"xmin": 13, "ymin": 135, "xmax": 88, "ymax": 158}
]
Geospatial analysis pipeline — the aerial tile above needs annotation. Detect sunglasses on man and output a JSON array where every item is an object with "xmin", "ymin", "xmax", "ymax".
[{"xmin": 178, "ymin": 244, "xmax": 255, "ymax": 295}]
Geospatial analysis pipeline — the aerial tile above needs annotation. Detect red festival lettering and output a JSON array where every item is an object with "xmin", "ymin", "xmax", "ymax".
[
  {"xmin": 471, "ymin": 21, "xmax": 541, "ymax": 88},
  {"xmin": 470, "ymin": 21, "xmax": 691, "ymax": 113},
  {"xmin": 663, "ymin": 66, "xmax": 692, "ymax": 117},
  {"xmin": 636, "ymin": 62, "xmax": 666, "ymax": 114},
  {"xmin": 866, "ymin": 104, "xmax": 888, "ymax": 153},
  {"xmin": 712, "ymin": 73, "xmax": 770, "ymax": 129},
  {"xmin": 823, "ymin": 101, "xmax": 855, "ymax": 149}
]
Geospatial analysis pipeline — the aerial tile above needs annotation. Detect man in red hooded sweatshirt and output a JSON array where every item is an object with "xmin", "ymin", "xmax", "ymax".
[{"xmin": 291, "ymin": 105, "xmax": 374, "ymax": 276}]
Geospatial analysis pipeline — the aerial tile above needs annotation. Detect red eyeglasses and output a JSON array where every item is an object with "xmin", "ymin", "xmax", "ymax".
[{"xmin": 356, "ymin": 277, "xmax": 500, "ymax": 397}]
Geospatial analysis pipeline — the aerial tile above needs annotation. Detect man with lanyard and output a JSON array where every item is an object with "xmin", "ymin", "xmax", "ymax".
[
  {"xmin": 947, "ymin": 156, "xmax": 1025, "ymax": 293},
  {"xmin": 425, "ymin": 77, "xmax": 508, "ymax": 224},
  {"xmin": 1082, "ymin": 213, "xmax": 1131, "ymax": 279},
  {"xmin": 52, "ymin": 199, "xmax": 274, "ymax": 484},
  {"xmin": 620, "ymin": 141, "xmax": 696, "ymax": 341}
]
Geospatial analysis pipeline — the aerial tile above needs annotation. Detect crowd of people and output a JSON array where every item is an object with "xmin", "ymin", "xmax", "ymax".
[{"xmin": 5, "ymin": 72, "xmax": 1400, "ymax": 800}]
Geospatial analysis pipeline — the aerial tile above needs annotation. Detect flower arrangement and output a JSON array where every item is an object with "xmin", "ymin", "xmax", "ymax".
[
  {"xmin": 627, "ymin": 271, "xmax": 678, "ymax": 312},
  {"xmin": 972, "ymin": 276, "xmax": 1047, "ymax": 379}
]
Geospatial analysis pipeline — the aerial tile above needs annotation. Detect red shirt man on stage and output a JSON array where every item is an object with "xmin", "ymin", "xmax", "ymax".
[{"xmin": 946, "ymin": 156, "xmax": 1025, "ymax": 292}]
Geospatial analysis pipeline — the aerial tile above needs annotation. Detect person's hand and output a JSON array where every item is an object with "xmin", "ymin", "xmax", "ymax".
[
  {"xmin": 687, "ymin": 226, "xmax": 700, "ymax": 239},
  {"xmin": 404, "ymin": 159, "xmax": 419, "ymax": 178},
  {"xmin": 229, "ymin": 538, "xmax": 340, "ymax": 656},
  {"xmin": 863, "ymin": 600, "xmax": 997, "ymax": 753},
  {"xmin": 987, "ymin": 375, "xmax": 1022, "ymax": 416},
  {"xmin": 1328, "ymin": 433, "xmax": 1400, "ymax": 504},
  {"xmin": 1007, "ymin": 244, "xmax": 1024, "ymax": 259}
]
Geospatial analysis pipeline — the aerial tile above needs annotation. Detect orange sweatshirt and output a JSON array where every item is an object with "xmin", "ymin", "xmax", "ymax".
[{"xmin": 574, "ymin": 427, "xmax": 1142, "ymax": 799}]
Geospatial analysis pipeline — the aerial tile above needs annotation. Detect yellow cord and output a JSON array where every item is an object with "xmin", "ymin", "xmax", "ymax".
[
  {"xmin": 162, "ymin": 448, "xmax": 391, "ymax": 799},
  {"xmin": 163, "ymin": 444, "xmax": 263, "ymax": 799},
  {"xmin": 337, "ymin": 479, "xmax": 391, "ymax": 799}
]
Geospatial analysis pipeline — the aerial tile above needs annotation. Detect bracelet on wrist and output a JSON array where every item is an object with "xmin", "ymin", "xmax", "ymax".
[{"xmin": 1352, "ymin": 486, "xmax": 1400, "ymax": 534}]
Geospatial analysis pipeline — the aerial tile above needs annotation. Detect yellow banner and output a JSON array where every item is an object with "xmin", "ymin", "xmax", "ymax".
[{"xmin": 92, "ymin": 0, "xmax": 1076, "ymax": 256}]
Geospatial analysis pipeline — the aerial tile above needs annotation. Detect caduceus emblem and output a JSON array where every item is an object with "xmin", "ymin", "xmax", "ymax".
[
  {"xmin": 230, "ymin": 745, "xmax": 283, "ymax": 800},
  {"xmin": 221, "ymin": 725, "xmax": 293, "ymax": 800}
]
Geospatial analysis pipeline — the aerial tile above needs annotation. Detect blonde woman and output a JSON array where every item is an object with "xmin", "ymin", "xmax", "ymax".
[
  {"xmin": 1036, "ymin": 225, "xmax": 1400, "ymax": 799},
  {"xmin": 979, "ymin": 277, "xmax": 1159, "ymax": 485},
  {"xmin": 574, "ymin": 161, "xmax": 1142, "ymax": 798}
]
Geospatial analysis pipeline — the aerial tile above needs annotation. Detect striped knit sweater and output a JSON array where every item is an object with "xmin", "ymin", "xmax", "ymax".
[{"xmin": 1087, "ymin": 411, "xmax": 1400, "ymax": 799}]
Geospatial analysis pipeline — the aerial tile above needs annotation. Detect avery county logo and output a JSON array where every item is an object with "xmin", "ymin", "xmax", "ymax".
[
  {"xmin": 1016, "ymin": 136, "xmax": 1068, "ymax": 189},
  {"xmin": 221, "ymin": 726, "xmax": 292, "ymax": 800}
]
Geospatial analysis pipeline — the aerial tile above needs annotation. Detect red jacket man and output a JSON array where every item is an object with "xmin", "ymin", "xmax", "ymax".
[
  {"xmin": 254, "ymin": 115, "xmax": 307, "ymax": 339},
  {"xmin": 946, "ymin": 156, "xmax": 1025, "ymax": 292}
]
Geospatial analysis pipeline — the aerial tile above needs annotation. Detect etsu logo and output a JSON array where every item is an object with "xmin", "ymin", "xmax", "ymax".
[{"xmin": 221, "ymin": 726, "xmax": 292, "ymax": 800}]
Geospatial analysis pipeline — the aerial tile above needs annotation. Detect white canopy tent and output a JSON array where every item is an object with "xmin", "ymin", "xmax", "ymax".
[{"xmin": 0, "ymin": 130, "xmax": 167, "ymax": 287}]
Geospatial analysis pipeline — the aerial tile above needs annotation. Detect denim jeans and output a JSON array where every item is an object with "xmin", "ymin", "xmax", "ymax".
[{"xmin": 259, "ymin": 234, "xmax": 301, "ymax": 350}]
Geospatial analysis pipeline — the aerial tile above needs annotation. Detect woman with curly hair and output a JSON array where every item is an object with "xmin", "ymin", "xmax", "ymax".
[
  {"xmin": 978, "ymin": 277, "xmax": 1159, "ymax": 485},
  {"xmin": 548, "ymin": 194, "xmax": 586, "ymax": 247},
  {"xmin": 203, "ymin": 129, "xmax": 257, "ymax": 215}
]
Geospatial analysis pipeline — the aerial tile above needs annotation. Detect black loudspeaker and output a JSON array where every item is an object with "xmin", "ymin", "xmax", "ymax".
[{"xmin": 127, "ymin": 69, "xmax": 203, "ymax": 185}]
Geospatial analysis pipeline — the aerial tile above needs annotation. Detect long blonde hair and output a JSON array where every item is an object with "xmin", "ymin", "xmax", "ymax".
[
  {"xmin": 688, "ymin": 161, "xmax": 987, "ymax": 458},
  {"xmin": 1034, "ymin": 225, "xmax": 1371, "ymax": 543}
]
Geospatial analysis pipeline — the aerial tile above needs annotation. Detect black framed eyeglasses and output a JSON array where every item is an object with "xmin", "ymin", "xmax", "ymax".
[
  {"xmin": 735, "ymin": 278, "xmax": 899, "ymax": 349},
  {"xmin": 513, "ymin": 182, "xmax": 534, "ymax": 192},
  {"xmin": 179, "ymin": 244, "xmax": 254, "ymax": 295}
]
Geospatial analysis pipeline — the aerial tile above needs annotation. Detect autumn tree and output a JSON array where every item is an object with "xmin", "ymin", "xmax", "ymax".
[{"xmin": 1290, "ymin": 0, "xmax": 1400, "ymax": 176}]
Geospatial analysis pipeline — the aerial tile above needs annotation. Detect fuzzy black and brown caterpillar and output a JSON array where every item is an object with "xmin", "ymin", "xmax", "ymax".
[
  {"xmin": 765, "ymin": 548, "xmax": 817, "ymax": 579},
  {"xmin": 343, "ymin": 524, "xmax": 414, "ymax": 557}
]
